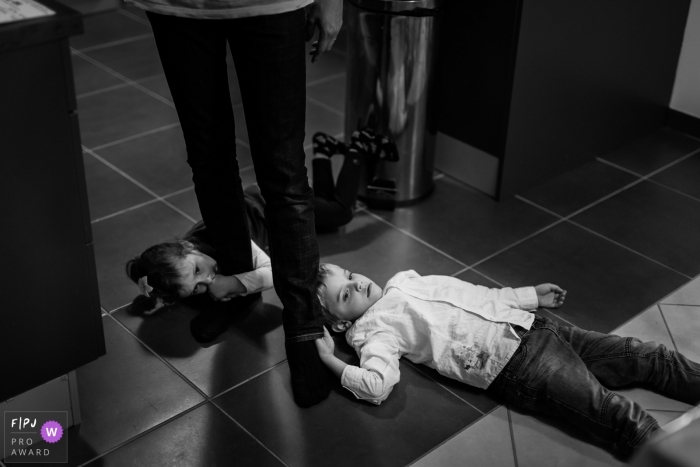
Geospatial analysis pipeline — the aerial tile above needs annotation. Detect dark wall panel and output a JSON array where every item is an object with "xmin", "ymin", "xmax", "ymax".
[{"xmin": 499, "ymin": 0, "xmax": 690, "ymax": 199}]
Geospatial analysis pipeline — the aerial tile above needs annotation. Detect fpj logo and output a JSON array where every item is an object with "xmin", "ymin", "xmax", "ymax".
[{"xmin": 4, "ymin": 412, "xmax": 67, "ymax": 464}]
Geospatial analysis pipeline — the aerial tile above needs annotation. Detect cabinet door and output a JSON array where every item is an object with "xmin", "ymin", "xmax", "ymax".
[{"xmin": 0, "ymin": 39, "xmax": 105, "ymax": 402}]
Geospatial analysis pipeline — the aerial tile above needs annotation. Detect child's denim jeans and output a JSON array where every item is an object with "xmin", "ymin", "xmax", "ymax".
[{"xmin": 488, "ymin": 315, "xmax": 700, "ymax": 454}]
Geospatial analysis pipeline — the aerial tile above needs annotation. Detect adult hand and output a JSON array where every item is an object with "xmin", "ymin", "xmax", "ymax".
[
  {"xmin": 534, "ymin": 283, "xmax": 567, "ymax": 308},
  {"xmin": 305, "ymin": 0, "xmax": 343, "ymax": 63},
  {"xmin": 314, "ymin": 326, "xmax": 336, "ymax": 356}
]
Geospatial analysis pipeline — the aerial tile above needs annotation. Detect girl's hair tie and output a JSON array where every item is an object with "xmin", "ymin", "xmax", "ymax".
[{"xmin": 138, "ymin": 276, "xmax": 154, "ymax": 297}]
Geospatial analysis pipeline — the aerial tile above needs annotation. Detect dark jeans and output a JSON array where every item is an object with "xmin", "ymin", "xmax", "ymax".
[
  {"xmin": 147, "ymin": 8, "xmax": 322, "ymax": 342},
  {"xmin": 488, "ymin": 315, "xmax": 700, "ymax": 453}
]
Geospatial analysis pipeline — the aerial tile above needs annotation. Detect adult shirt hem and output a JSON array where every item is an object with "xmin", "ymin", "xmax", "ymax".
[{"xmin": 126, "ymin": 0, "xmax": 313, "ymax": 20}]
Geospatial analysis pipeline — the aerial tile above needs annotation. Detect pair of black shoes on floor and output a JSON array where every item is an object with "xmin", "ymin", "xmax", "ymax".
[
  {"xmin": 189, "ymin": 292, "xmax": 261, "ymax": 344},
  {"xmin": 312, "ymin": 128, "xmax": 399, "ymax": 162}
]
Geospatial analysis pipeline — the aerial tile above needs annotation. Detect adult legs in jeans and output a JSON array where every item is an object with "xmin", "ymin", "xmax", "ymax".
[
  {"xmin": 489, "ymin": 316, "xmax": 700, "ymax": 454},
  {"xmin": 148, "ymin": 10, "xmax": 329, "ymax": 406}
]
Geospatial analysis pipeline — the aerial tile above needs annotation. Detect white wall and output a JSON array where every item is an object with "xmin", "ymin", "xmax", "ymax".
[{"xmin": 671, "ymin": 0, "xmax": 700, "ymax": 118}]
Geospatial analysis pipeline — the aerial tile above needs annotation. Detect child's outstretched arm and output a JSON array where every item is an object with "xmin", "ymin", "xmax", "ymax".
[
  {"xmin": 208, "ymin": 241, "xmax": 273, "ymax": 301},
  {"xmin": 534, "ymin": 283, "xmax": 567, "ymax": 308},
  {"xmin": 315, "ymin": 327, "xmax": 401, "ymax": 405}
]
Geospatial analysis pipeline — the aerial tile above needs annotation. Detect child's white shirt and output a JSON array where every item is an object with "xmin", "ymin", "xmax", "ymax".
[
  {"xmin": 231, "ymin": 240, "xmax": 273, "ymax": 296},
  {"xmin": 341, "ymin": 270, "xmax": 538, "ymax": 405}
]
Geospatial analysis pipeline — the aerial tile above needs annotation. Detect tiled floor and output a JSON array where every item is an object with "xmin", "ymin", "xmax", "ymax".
[{"xmin": 6, "ymin": 4, "xmax": 700, "ymax": 466}]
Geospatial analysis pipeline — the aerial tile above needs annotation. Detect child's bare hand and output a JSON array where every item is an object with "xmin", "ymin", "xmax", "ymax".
[
  {"xmin": 315, "ymin": 326, "xmax": 335, "ymax": 357},
  {"xmin": 535, "ymin": 284, "xmax": 566, "ymax": 308}
]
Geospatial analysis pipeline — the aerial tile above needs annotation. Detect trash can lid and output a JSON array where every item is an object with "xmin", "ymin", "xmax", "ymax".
[{"xmin": 349, "ymin": 0, "xmax": 444, "ymax": 14}]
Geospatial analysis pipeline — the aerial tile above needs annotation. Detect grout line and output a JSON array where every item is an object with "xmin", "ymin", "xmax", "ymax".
[
  {"xmin": 404, "ymin": 360, "xmax": 485, "ymax": 415},
  {"xmin": 404, "ymin": 404, "xmax": 504, "ymax": 467},
  {"xmin": 77, "ymin": 81, "xmax": 131, "ymax": 99},
  {"xmin": 507, "ymin": 406, "xmax": 520, "ymax": 467},
  {"xmin": 657, "ymin": 304, "xmax": 680, "ymax": 353},
  {"xmin": 117, "ymin": 7, "xmax": 152, "ymax": 27},
  {"xmin": 106, "ymin": 313, "xmax": 209, "ymax": 398},
  {"xmin": 208, "ymin": 361, "xmax": 286, "ymax": 401},
  {"xmin": 305, "ymin": 71, "xmax": 345, "ymax": 88},
  {"xmin": 107, "ymin": 302, "xmax": 132, "ymax": 315},
  {"xmin": 306, "ymin": 95, "xmax": 344, "ymax": 117},
  {"xmin": 361, "ymin": 209, "xmax": 468, "ymax": 268},
  {"xmin": 209, "ymin": 400, "xmax": 292, "ymax": 467},
  {"xmin": 71, "ymin": 48, "xmax": 177, "ymax": 108},
  {"xmin": 91, "ymin": 198, "xmax": 161, "ymax": 224},
  {"xmin": 656, "ymin": 302, "xmax": 700, "ymax": 307},
  {"xmin": 467, "ymin": 218, "xmax": 567, "ymax": 270},
  {"xmin": 646, "ymin": 409, "xmax": 689, "ymax": 414},
  {"xmin": 76, "ymin": 73, "xmax": 166, "ymax": 100},
  {"xmin": 515, "ymin": 195, "xmax": 692, "ymax": 279},
  {"xmin": 83, "ymin": 146, "xmax": 197, "ymax": 223},
  {"xmin": 91, "ymin": 186, "xmax": 196, "ymax": 225},
  {"xmin": 598, "ymin": 146, "xmax": 700, "ymax": 180},
  {"xmin": 565, "ymin": 219, "xmax": 692, "ymax": 279},
  {"xmin": 450, "ymin": 266, "xmax": 470, "ymax": 277},
  {"xmin": 73, "ymin": 399, "xmax": 211, "ymax": 467},
  {"xmin": 644, "ymin": 177, "xmax": 700, "ymax": 205},
  {"xmin": 88, "ymin": 122, "xmax": 181, "ymax": 151},
  {"xmin": 75, "ymin": 33, "xmax": 153, "ymax": 54}
]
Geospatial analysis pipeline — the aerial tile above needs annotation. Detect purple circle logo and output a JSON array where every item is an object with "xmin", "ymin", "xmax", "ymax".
[{"xmin": 40, "ymin": 420, "xmax": 63, "ymax": 444}]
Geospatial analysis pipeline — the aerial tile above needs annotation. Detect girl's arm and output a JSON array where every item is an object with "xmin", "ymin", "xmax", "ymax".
[
  {"xmin": 208, "ymin": 241, "xmax": 273, "ymax": 300},
  {"xmin": 231, "ymin": 240, "xmax": 272, "ymax": 295}
]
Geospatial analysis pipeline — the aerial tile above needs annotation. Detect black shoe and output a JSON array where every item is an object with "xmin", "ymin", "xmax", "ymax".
[
  {"xmin": 190, "ymin": 292, "xmax": 262, "ymax": 344},
  {"xmin": 312, "ymin": 132, "xmax": 346, "ymax": 157},
  {"xmin": 350, "ymin": 127, "xmax": 399, "ymax": 162}
]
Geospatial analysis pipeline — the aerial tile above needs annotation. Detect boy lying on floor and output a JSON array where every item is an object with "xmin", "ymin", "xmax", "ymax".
[{"xmin": 314, "ymin": 264, "xmax": 700, "ymax": 455}]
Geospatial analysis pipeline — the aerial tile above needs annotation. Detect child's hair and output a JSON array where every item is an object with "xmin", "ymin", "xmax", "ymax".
[
  {"xmin": 316, "ymin": 263, "xmax": 341, "ymax": 327},
  {"xmin": 125, "ymin": 236, "xmax": 214, "ymax": 306}
]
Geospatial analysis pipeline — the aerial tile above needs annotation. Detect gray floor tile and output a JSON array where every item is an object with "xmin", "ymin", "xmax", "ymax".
[
  {"xmin": 93, "ymin": 125, "xmax": 194, "ymax": 197},
  {"xmin": 318, "ymin": 211, "xmax": 465, "ymax": 288},
  {"xmin": 113, "ymin": 292, "xmax": 287, "ymax": 397},
  {"xmin": 660, "ymin": 275, "xmax": 700, "ymax": 306},
  {"xmin": 647, "ymin": 410, "xmax": 686, "ymax": 428},
  {"xmin": 306, "ymin": 48, "xmax": 346, "ymax": 84},
  {"xmin": 372, "ymin": 176, "xmax": 558, "ymax": 267},
  {"xmin": 78, "ymin": 85, "xmax": 179, "ymax": 149},
  {"xmin": 72, "ymin": 53, "xmax": 126, "ymax": 96},
  {"xmin": 600, "ymin": 128, "xmax": 700, "ymax": 176},
  {"xmin": 651, "ymin": 150, "xmax": 700, "ymax": 200},
  {"xmin": 307, "ymin": 73, "xmax": 346, "ymax": 114},
  {"xmin": 214, "ymin": 362, "xmax": 483, "ymax": 467},
  {"xmin": 93, "ymin": 403, "xmax": 284, "ymax": 467},
  {"xmin": 82, "ymin": 36, "xmax": 164, "ymax": 82},
  {"xmin": 509, "ymin": 407, "xmax": 625, "ymax": 467},
  {"xmin": 83, "ymin": 151, "xmax": 154, "ymax": 221},
  {"xmin": 518, "ymin": 160, "xmax": 639, "ymax": 217},
  {"xmin": 71, "ymin": 317, "xmax": 204, "ymax": 464},
  {"xmin": 659, "ymin": 304, "xmax": 700, "ymax": 362},
  {"xmin": 69, "ymin": 10, "xmax": 151, "ymax": 51},
  {"xmin": 571, "ymin": 181, "xmax": 700, "ymax": 277},
  {"xmin": 411, "ymin": 406, "xmax": 515, "ymax": 467}
]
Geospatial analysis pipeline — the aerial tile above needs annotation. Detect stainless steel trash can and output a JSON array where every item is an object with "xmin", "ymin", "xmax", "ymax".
[{"xmin": 345, "ymin": 0, "xmax": 443, "ymax": 206}]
